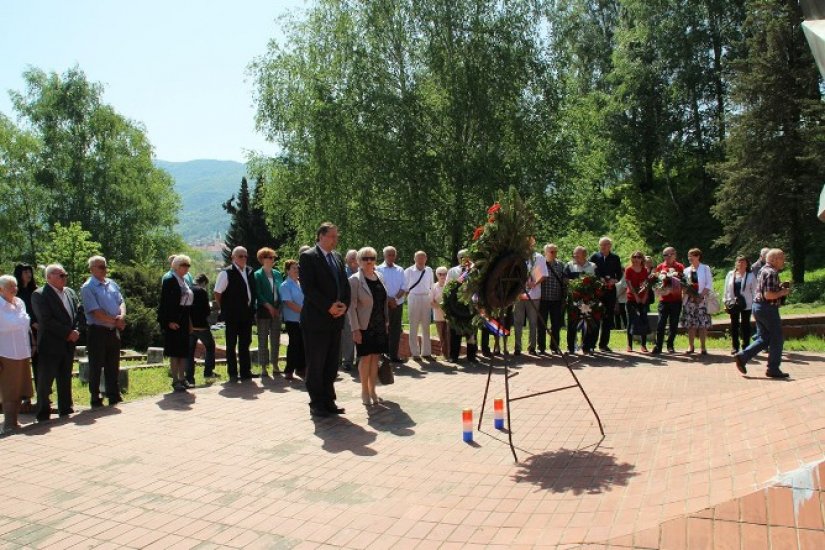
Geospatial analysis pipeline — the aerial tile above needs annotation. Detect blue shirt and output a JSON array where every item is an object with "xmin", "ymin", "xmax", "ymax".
[
  {"xmin": 81, "ymin": 277, "xmax": 124, "ymax": 327},
  {"xmin": 280, "ymin": 278, "xmax": 304, "ymax": 323}
]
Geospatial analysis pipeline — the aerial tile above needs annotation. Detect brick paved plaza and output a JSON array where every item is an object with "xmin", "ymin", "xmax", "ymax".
[{"xmin": 2, "ymin": 350, "xmax": 825, "ymax": 549}]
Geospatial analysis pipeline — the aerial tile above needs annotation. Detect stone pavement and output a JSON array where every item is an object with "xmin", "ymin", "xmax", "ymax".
[{"xmin": 1, "ymin": 349, "xmax": 825, "ymax": 549}]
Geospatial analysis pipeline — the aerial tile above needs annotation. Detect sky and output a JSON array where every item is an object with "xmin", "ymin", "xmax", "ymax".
[{"xmin": 0, "ymin": 0, "xmax": 306, "ymax": 162}]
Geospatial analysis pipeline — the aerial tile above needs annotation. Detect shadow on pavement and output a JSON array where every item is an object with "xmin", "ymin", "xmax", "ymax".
[
  {"xmin": 218, "ymin": 380, "xmax": 265, "ymax": 400},
  {"xmin": 312, "ymin": 416, "xmax": 378, "ymax": 456},
  {"xmin": 367, "ymin": 400, "xmax": 416, "ymax": 436},
  {"xmin": 20, "ymin": 405, "xmax": 123, "ymax": 436},
  {"xmin": 513, "ymin": 447, "xmax": 637, "ymax": 495},
  {"xmin": 156, "ymin": 391, "xmax": 197, "ymax": 411}
]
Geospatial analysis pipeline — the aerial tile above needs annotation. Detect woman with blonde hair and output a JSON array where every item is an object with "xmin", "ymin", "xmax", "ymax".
[
  {"xmin": 348, "ymin": 247, "xmax": 389, "ymax": 406},
  {"xmin": 158, "ymin": 255, "xmax": 194, "ymax": 391}
]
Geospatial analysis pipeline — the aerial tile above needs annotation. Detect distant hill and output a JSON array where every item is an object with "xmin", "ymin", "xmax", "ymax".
[{"xmin": 155, "ymin": 159, "xmax": 247, "ymax": 244}]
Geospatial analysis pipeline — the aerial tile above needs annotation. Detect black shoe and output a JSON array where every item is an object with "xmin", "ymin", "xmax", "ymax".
[
  {"xmin": 90, "ymin": 400, "xmax": 104, "ymax": 408},
  {"xmin": 36, "ymin": 415, "xmax": 50, "ymax": 423},
  {"xmin": 310, "ymin": 406, "xmax": 331, "ymax": 417},
  {"xmin": 204, "ymin": 371, "xmax": 217, "ymax": 378},
  {"xmin": 667, "ymin": 347, "xmax": 676, "ymax": 354},
  {"xmin": 514, "ymin": 350, "xmax": 522, "ymax": 356},
  {"xmin": 58, "ymin": 408, "xmax": 74, "ymax": 417},
  {"xmin": 390, "ymin": 357, "xmax": 406, "ymax": 363},
  {"xmin": 734, "ymin": 354, "xmax": 747, "ymax": 374},
  {"xmin": 765, "ymin": 369, "xmax": 789, "ymax": 379},
  {"xmin": 109, "ymin": 396, "xmax": 123, "ymax": 405},
  {"xmin": 343, "ymin": 363, "xmax": 352, "ymax": 372},
  {"xmin": 328, "ymin": 406, "xmax": 346, "ymax": 414},
  {"xmin": 228, "ymin": 376, "xmax": 239, "ymax": 383},
  {"xmin": 185, "ymin": 379, "xmax": 196, "ymax": 388},
  {"xmin": 528, "ymin": 348, "xmax": 536, "ymax": 355},
  {"xmin": 481, "ymin": 349, "xmax": 492, "ymax": 358},
  {"xmin": 599, "ymin": 346, "xmax": 613, "ymax": 353},
  {"xmin": 467, "ymin": 356, "xmax": 479, "ymax": 363},
  {"xmin": 651, "ymin": 347, "xmax": 662, "ymax": 355}
]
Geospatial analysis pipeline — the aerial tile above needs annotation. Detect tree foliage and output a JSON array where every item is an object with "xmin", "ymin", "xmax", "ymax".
[{"xmin": 1, "ymin": 66, "xmax": 182, "ymax": 267}]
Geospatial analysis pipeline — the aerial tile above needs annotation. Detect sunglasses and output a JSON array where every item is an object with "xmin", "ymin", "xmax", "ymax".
[
  {"xmin": 361, "ymin": 256, "xmax": 376, "ymax": 262},
  {"xmin": 180, "ymin": 263, "xmax": 191, "ymax": 268},
  {"xmin": 57, "ymin": 273, "xmax": 68, "ymax": 279}
]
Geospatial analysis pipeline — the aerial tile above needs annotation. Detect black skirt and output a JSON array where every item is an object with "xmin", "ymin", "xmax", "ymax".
[
  {"xmin": 356, "ymin": 327, "xmax": 389, "ymax": 356},
  {"xmin": 163, "ymin": 306, "xmax": 191, "ymax": 358}
]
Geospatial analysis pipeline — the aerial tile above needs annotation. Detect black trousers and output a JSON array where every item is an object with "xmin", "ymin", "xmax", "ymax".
[
  {"xmin": 88, "ymin": 325, "xmax": 121, "ymax": 402},
  {"xmin": 285, "ymin": 321, "xmax": 305, "ymax": 375},
  {"xmin": 655, "ymin": 301, "xmax": 682, "ymax": 350},
  {"xmin": 730, "ymin": 308, "xmax": 752, "ymax": 352},
  {"xmin": 387, "ymin": 304, "xmax": 404, "ymax": 359},
  {"xmin": 302, "ymin": 327, "xmax": 341, "ymax": 408},
  {"xmin": 596, "ymin": 289, "xmax": 617, "ymax": 348},
  {"xmin": 225, "ymin": 319, "xmax": 253, "ymax": 378},
  {"xmin": 567, "ymin": 314, "xmax": 597, "ymax": 352},
  {"xmin": 449, "ymin": 328, "xmax": 477, "ymax": 361},
  {"xmin": 36, "ymin": 349, "xmax": 74, "ymax": 418},
  {"xmin": 538, "ymin": 300, "xmax": 563, "ymax": 352}
]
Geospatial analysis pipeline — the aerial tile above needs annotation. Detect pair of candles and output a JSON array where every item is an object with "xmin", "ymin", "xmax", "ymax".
[{"xmin": 462, "ymin": 399, "xmax": 504, "ymax": 442}]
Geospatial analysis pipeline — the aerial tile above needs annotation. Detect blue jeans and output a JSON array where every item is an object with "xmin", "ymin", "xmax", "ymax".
[
  {"xmin": 740, "ymin": 302, "xmax": 783, "ymax": 372},
  {"xmin": 187, "ymin": 328, "xmax": 216, "ymax": 380},
  {"xmin": 655, "ymin": 301, "xmax": 682, "ymax": 350}
]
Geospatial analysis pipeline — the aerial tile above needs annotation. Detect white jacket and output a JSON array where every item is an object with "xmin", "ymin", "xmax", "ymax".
[
  {"xmin": 682, "ymin": 263, "xmax": 713, "ymax": 298},
  {"xmin": 723, "ymin": 270, "xmax": 755, "ymax": 311}
]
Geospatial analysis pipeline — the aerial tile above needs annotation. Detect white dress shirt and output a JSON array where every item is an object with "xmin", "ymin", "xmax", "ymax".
[
  {"xmin": 377, "ymin": 262, "xmax": 406, "ymax": 305},
  {"xmin": 48, "ymin": 283, "xmax": 75, "ymax": 321},
  {"xmin": 404, "ymin": 265, "xmax": 434, "ymax": 296},
  {"xmin": 214, "ymin": 262, "xmax": 251, "ymax": 304}
]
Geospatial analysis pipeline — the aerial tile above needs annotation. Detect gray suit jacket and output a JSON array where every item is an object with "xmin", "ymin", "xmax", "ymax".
[
  {"xmin": 31, "ymin": 285, "xmax": 80, "ymax": 358},
  {"xmin": 347, "ymin": 270, "xmax": 390, "ymax": 331}
]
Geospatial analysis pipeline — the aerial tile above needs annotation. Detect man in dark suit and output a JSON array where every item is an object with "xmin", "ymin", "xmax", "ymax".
[
  {"xmin": 299, "ymin": 222, "xmax": 351, "ymax": 417},
  {"xmin": 214, "ymin": 246, "xmax": 257, "ymax": 381},
  {"xmin": 31, "ymin": 264, "xmax": 81, "ymax": 421},
  {"xmin": 590, "ymin": 237, "xmax": 623, "ymax": 352}
]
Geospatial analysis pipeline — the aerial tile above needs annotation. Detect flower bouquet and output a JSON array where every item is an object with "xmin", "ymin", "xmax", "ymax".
[
  {"xmin": 679, "ymin": 273, "xmax": 700, "ymax": 299},
  {"xmin": 567, "ymin": 275, "xmax": 605, "ymax": 333},
  {"xmin": 653, "ymin": 268, "xmax": 682, "ymax": 297}
]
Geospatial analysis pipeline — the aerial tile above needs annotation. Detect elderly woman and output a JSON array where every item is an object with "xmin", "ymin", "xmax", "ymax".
[
  {"xmin": 13, "ymin": 264, "xmax": 37, "ymax": 409},
  {"xmin": 724, "ymin": 256, "xmax": 756, "ymax": 354},
  {"xmin": 280, "ymin": 260, "xmax": 305, "ymax": 381},
  {"xmin": 625, "ymin": 252, "xmax": 650, "ymax": 352},
  {"xmin": 348, "ymin": 247, "xmax": 390, "ymax": 406},
  {"xmin": 0, "ymin": 275, "xmax": 34, "ymax": 434},
  {"xmin": 158, "ymin": 255, "xmax": 194, "ymax": 391},
  {"xmin": 254, "ymin": 247, "xmax": 283, "ymax": 377},
  {"xmin": 431, "ymin": 266, "xmax": 451, "ymax": 360},
  {"xmin": 681, "ymin": 248, "xmax": 713, "ymax": 354}
]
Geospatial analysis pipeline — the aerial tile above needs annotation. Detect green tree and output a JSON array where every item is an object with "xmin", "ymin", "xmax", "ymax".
[
  {"xmin": 40, "ymin": 222, "xmax": 102, "ymax": 291},
  {"xmin": 222, "ymin": 176, "xmax": 254, "ymax": 266},
  {"xmin": 8, "ymin": 66, "xmax": 180, "ymax": 265},
  {"xmin": 712, "ymin": 0, "xmax": 825, "ymax": 282}
]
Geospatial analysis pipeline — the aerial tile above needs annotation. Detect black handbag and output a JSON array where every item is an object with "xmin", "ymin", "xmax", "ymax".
[
  {"xmin": 724, "ymin": 295, "xmax": 745, "ymax": 313},
  {"xmin": 378, "ymin": 355, "xmax": 394, "ymax": 385}
]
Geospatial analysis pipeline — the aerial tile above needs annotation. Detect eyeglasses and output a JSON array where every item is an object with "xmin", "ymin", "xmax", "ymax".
[
  {"xmin": 57, "ymin": 273, "xmax": 68, "ymax": 279},
  {"xmin": 663, "ymin": 253, "xmax": 673, "ymax": 257},
  {"xmin": 180, "ymin": 263, "xmax": 191, "ymax": 268},
  {"xmin": 236, "ymin": 254, "xmax": 248, "ymax": 259},
  {"xmin": 361, "ymin": 257, "xmax": 376, "ymax": 262}
]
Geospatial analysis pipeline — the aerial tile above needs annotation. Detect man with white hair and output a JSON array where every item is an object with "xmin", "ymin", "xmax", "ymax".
[
  {"xmin": 80, "ymin": 255, "xmax": 126, "ymax": 407},
  {"xmin": 590, "ymin": 237, "xmax": 623, "ymax": 352},
  {"xmin": 214, "ymin": 246, "xmax": 257, "ymax": 381},
  {"xmin": 377, "ymin": 246, "xmax": 407, "ymax": 362},
  {"xmin": 735, "ymin": 248, "xmax": 791, "ymax": 378},
  {"xmin": 32, "ymin": 264, "xmax": 80, "ymax": 420},
  {"xmin": 404, "ymin": 251, "xmax": 434, "ymax": 359},
  {"xmin": 513, "ymin": 236, "xmax": 547, "ymax": 356}
]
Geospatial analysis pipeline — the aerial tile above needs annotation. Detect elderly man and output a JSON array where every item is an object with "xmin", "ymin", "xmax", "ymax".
[
  {"xmin": 651, "ymin": 247, "xmax": 685, "ymax": 354},
  {"xmin": 80, "ymin": 256, "xmax": 126, "ymax": 407},
  {"xmin": 404, "ymin": 251, "xmax": 434, "ymax": 359},
  {"xmin": 300, "ymin": 222, "xmax": 351, "ymax": 417},
  {"xmin": 539, "ymin": 243, "xmax": 566, "ymax": 354},
  {"xmin": 564, "ymin": 246, "xmax": 597, "ymax": 354},
  {"xmin": 590, "ymin": 237, "xmax": 623, "ymax": 352},
  {"xmin": 214, "ymin": 246, "xmax": 257, "ymax": 382},
  {"xmin": 32, "ymin": 264, "xmax": 80, "ymax": 420},
  {"xmin": 751, "ymin": 247, "xmax": 770, "ymax": 278},
  {"xmin": 735, "ymin": 249, "xmax": 791, "ymax": 378},
  {"xmin": 341, "ymin": 249, "xmax": 359, "ymax": 371},
  {"xmin": 513, "ymin": 236, "xmax": 547, "ymax": 356},
  {"xmin": 446, "ymin": 249, "xmax": 478, "ymax": 363},
  {"xmin": 377, "ymin": 246, "xmax": 407, "ymax": 362}
]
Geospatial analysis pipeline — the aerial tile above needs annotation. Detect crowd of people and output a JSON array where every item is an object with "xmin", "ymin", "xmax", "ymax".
[{"xmin": 0, "ymin": 222, "xmax": 792, "ymax": 431}]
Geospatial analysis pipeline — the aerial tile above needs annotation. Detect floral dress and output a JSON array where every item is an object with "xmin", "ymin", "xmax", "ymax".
[{"xmin": 680, "ymin": 271, "xmax": 712, "ymax": 329}]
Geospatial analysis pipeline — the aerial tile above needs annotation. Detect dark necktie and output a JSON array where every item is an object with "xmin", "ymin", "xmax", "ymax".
[{"xmin": 326, "ymin": 253, "xmax": 341, "ymax": 297}]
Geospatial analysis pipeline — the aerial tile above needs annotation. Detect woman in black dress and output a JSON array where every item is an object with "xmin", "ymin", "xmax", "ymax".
[
  {"xmin": 158, "ymin": 255, "xmax": 194, "ymax": 391},
  {"xmin": 347, "ymin": 246, "xmax": 389, "ymax": 406}
]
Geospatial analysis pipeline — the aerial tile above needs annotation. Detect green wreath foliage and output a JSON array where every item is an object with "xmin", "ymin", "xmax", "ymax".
[
  {"xmin": 460, "ymin": 187, "xmax": 536, "ymax": 318},
  {"xmin": 441, "ymin": 279, "xmax": 476, "ymax": 334}
]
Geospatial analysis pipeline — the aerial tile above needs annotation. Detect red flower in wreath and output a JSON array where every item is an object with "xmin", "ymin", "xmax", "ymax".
[
  {"xmin": 472, "ymin": 226, "xmax": 484, "ymax": 241},
  {"xmin": 593, "ymin": 311, "xmax": 602, "ymax": 321},
  {"xmin": 582, "ymin": 276, "xmax": 593, "ymax": 285},
  {"xmin": 572, "ymin": 291, "xmax": 582, "ymax": 300},
  {"xmin": 487, "ymin": 202, "xmax": 501, "ymax": 215}
]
